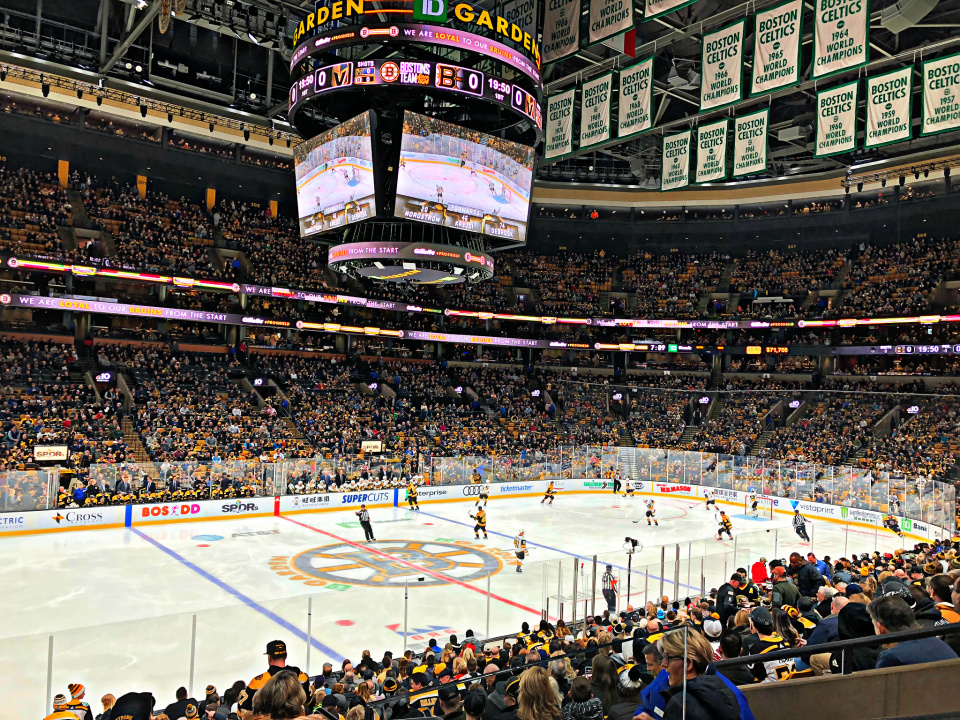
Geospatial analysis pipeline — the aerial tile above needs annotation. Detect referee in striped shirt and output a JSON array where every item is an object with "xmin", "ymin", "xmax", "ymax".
[
  {"xmin": 602, "ymin": 565, "xmax": 617, "ymax": 612},
  {"xmin": 357, "ymin": 504, "xmax": 376, "ymax": 542}
]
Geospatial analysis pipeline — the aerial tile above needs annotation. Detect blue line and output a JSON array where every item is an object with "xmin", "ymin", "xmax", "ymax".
[
  {"xmin": 130, "ymin": 527, "xmax": 346, "ymax": 663},
  {"xmin": 413, "ymin": 508, "xmax": 702, "ymax": 593}
]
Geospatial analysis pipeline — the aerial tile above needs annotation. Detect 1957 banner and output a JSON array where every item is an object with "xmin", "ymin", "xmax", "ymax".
[{"xmin": 921, "ymin": 53, "xmax": 960, "ymax": 136}]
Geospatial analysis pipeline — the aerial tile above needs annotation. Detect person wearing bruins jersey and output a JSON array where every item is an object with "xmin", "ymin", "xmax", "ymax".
[
  {"xmin": 541, "ymin": 481, "xmax": 556, "ymax": 505},
  {"xmin": 238, "ymin": 640, "xmax": 311, "ymax": 717},
  {"xmin": 513, "ymin": 529, "xmax": 527, "ymax": 573},
  {"xmin": 471, "ymin": 507, "xmax": 488, "ymax": 539},
  {"xmin": 743, "ymin": 607, "xmax": 798, "ymax": 683},
  {"xmin": 407, "ymin": 481, "xmax": 420, "ymax": 511},
  {"xmin": 405, "ymin": 672, "xmax": 439, "ymax": 717},
  {"xmin": 717, "ymin": 510, "xmax": 733, "ymax": 540}
]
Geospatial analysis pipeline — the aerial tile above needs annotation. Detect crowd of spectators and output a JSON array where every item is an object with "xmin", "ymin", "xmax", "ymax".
[
  {"xmin": 622, "ymin": 251, "xmax": 726, "ymax": 318},
  {"xmin": 730, "ymin": 248, "xmax": 845, "ymax": 301},
  {"xmin": 0, "ymin": 166, "xmax": 73, "ymax": 258},
  {"xmin": 511, "ymin": 251, "xmax": 617, "ymax": 316}
]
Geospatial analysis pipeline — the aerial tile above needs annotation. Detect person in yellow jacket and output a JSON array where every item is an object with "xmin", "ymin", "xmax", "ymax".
[
  {"xmin": 407, "ymin": 481, "xmax": 420, "ymax": 511},
  {"xmin": 43, "ymin": 695, "xmax": 75, "ymax": 720},
  {"xmin": 471, "ymin": 507, "xmax": 488, "ymax": 539},
  {"xmin": 718, "ymin": 510, "xmax": 733, "ymax": 540},
  {"xmin": 541, "ymin": 482, "xmax": 556, "ymax": 505}
]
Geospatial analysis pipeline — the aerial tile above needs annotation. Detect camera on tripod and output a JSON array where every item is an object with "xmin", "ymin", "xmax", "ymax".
[{"xmin": 625, "ymin": 537, "xmax": 638, "ymax": 548}]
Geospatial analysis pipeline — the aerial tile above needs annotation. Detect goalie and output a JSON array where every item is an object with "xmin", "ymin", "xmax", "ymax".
[{"xmin": 747, "ymin": 492, "xmax": 760, "ymax": 517}]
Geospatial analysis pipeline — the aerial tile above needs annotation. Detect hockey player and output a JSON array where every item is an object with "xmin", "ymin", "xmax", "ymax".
[
  {"xmin": 793, "ymin": 510, "xmax": 810, "ymax": 542},
  {"xmin": 717, "ymin": 510, "xmax": 733, "ymax": 540},
  {"xmin": 471, "ymin": 506, "xmax": 488, "ymax": 539},
  {"xmin": 541, "ymin": 481, "xmax": 557, "ymax": 505},
  {"xmin": 478, "ymin": 483, "xmax": 489, "ymax": 507},
  {"xmin": 622, "ymin": 478, "xmax": 636, "ymax": 498},
  {"xmin": 406, "ymin": 480, "xmax": 420, "ymax": 511},
  {"xmin": 748, "ymin": 492, "xmax": 760, "ymax": 517},
  {"xmin": 645, "ymin": 499, "xmax": 658, "ymax": 526},
  {"xmin": 514, "ymin": 529, "xmax": 527, "ymax": 573},
  {"xmin": 704, "ymin": 489, "xmax": 717, "ymax": 511},
  {"xmin": 883, "ymin": 514, "xmax": 904, "ymax": 538}
]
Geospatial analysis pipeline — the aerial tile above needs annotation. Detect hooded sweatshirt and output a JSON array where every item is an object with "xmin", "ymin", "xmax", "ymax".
[
  {"xmin": 660, "ymin": 675, "xmax": 746, "ymax": 720},
  {"xmin": 829, "ymin": 603, "xmax": 878, "ymax": 674}
]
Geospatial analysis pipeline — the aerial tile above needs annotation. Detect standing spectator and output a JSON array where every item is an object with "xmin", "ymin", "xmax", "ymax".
[
  {"xmin": 769, "ymin": 567, "xmax": 800, "ymax": 610},
  {"xmin": 239, "ymin": 640, "xmax": 311, "ymax": 715},
  {"xmin": 750, "ymin": 557, "xmax": 768, "ymax": 585},
  {"xmin": 163, "ymin": 688, "xmax": 199, "ymax": 720},
  {"xmin": 788, "ymin": 553, "xmax": 825, "ymax": 598},
  {"xmin": 869, "ymin": 595, "xmax": 958, "ymax": 668},
  {"xmin": 716, "ymin": 574, "xmax": 744, "ymax": 628}
]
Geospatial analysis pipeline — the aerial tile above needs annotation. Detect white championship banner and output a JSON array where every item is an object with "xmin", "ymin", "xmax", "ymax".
[
  {"xmin": 661, "ymin": 129, "xmax": 692, "ymax": 191},
  {"xmin": 542, "ymin": 0, "xmax": 580, "ymax": 63},
  {"xmin": 921, "ymin": 53, "xmax": 960, "ymax": 136},
  {"xmin": 588, "ymin": 0, "xmax": 633, "ymax": 45},
  {"xmin": 580, "ymin": 73, "xmax": 614, "ymax": 148},
  {"xmin": 812, "ymin": 0, "xmax": 868, "ymax": 78},
  {"xmin": 733, "ymin": 108, "xmax": 769, "ymax": 176},
  {"xmin": 617, "ymin": 57, "xmax": 654, "ymax": 138},
  {"xmin": 815, "ymin": 80, "xmax": 859, "ymax": 156},
  {"xmin": 544, "ymin": 89, "xmax": 576, "ymax": 159},
  {"xmin": 700, "ymin": 19, "xmax": 746, "ymax": 111},
  {"xmin": 695, "ymin": 119, "xmax": 728, "ymax": 183},
  {"xmin": 865, "ymin": 66, "xmax": 912, "ymax": 148},
  {"xmin": 501, "ymin": 0, "xmax": 538, "ymax": 40},
  {"xmin": 751, "ymin": 0, "xmax": 803, "ymax": 95},
  {"xmin": 644, "ymin": 0, "xmax": 697, "ymax": 21}
]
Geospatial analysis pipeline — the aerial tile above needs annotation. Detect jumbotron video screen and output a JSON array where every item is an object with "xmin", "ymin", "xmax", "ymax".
[
  {"xmin": 394, "ymin": 111, "xmax": 535, "ymax": 243},
  {"xmin": 294, "ymin": 110, "xmax": 376, "ymax": 236}
]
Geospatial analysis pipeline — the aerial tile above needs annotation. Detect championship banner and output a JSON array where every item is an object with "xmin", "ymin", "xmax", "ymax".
[
  {"xmin": 865, "ymin": 66, "xmax": 912, "ymax": 148},
  {"xmin": 812, "ymin": 0, "xmax": 869, "ymax": 78},
  {"xmin": 695, "ymin": 119, "xmax": 728, "ymax": 183},
  {"xmin": 545, "ymin": 89, "xmax": 576, "ymax": 159},
  {"xmin": 580, "ymin": 73, "xmax": 613, "ymax": 147},
  {"xmin": 921, "ymin": 52, "xmax": 960, "ymax": 136},
  {"xmin": 644, "ymin": 0, "xmax": 697, "ymax": 21},
  {"xmin": 501, "ymin": 0, "xmax": 538, "ymax": 43},
  {"xmin": 617, "ymin": 57, "xmax": 654, "ymax": 138},
  {"xmin": 751, "ymin": 0, "xmax": 803, "ymax": 95},
  {"xmin": 733, "ymin": 109, "xmax": 769, "ymax": 176},
  {"xmin": 700, "ymin": 19, "xmax": 746, "ymax": 111},
  {"xmin": 588, "ymin": 0, "xmax": 634, "ymax": 45},
  {"xmin": 815, "ymin": 80, "xmax": 859, "ymax": 157},
  {"xmin": 661, "ymin": 130, "xmax": 692, "ymax": 191},
  {"xmin": 542, "ymin": 0, "xmax": 580, "ymax": 63}
]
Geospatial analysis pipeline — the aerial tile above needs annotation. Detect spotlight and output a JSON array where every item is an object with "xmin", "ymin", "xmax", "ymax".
[
  {"xmin": 136, "ymin": 0, "xmax": 147, "ymax": 8},
  {"xmin": 167, "ymin": 112, "xmax": 173, "ymax": 123},
  {"xmin": 125, "ymin": 62, "xmax": 133, "ymax": 70},
  {"xmin": 140, "ymin": 104, "xmax": 148, "ymax": 118},
  {"xmin": 899, "ymin": 176, "xmax": 905, "ymax": 187},
  {"xmin": 209, "ymin": 122, "xmax": 215, "ymax": 132},
  {"xmin": 42, "ymin": 83, "xmax": 49, "ymax": 97},
  {"xmin": 97, "ymin": 95, "xmax": 103, "ymax": 106},
  {"xmin": 77, "ymin": 89, "xmax": 83, "ymax": 99},
  {"xmin": 249, "ymin": 92, "xmax": 257, "ymax": 100},
  {"xmin": 135, "ymin": 64, "xmax": 143, "ymax": 73},
  {"xmin": 243, "ymin": 129, "xmax": 250, "ymax": 141},
  {"xmin": 247, "ymin": 32, "xmax": 260, "ymax": 45},
  {"xmin": 857, "ymin": 182, "xmax": 863, "ymax": 192}
]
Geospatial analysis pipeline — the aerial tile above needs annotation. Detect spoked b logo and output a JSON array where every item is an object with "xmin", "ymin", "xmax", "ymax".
[{"xmin": 414, "ymin": 0, "xmax": 447, "ymax": 21}]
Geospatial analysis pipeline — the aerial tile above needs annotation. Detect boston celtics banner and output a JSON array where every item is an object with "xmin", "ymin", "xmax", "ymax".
[
  {"xmin": 661, "ymin": 130, "xmax": 692, "ymax": 191},
  {"xmin": 644, "ymin": 0, "xmax": 697, "ymax": 21},
  {"xmin": 695, "ymin": 120, "xmax": 728, "ymax": 183},
  {"xmin": 921, "ymin": 53, "xmax": 960, "ymax": 136},
  {"xmin": 543, "ymin": 0, "xmax": 580, "ymax": 63},
  {"xmin": 701, "ymin": 19, "xmax": 746, "ymax": 111},
  {"xmin": 580, "ymin": 73, "xmax": 614, "ymax": 148},
  {"xmin": 588, "ymin": 0, "xmax": 634, "ymax": 45},
  {"xmin": 751, "ymin": 0, "xmax": 803, "ymax": 95},
  {"xmin": 865, "ymin": 66, "xmax": 912, "ymax": 148},
  {"xmin": 733, "ymin": 109, "xmax": 769, "ymax": 176},
  {"xmin": 544, "ymin": 89, "xmax": 576, "ymax": 159},
  {"xmin": 815, "ymin": 80, "xmax": 859, "ymax": 156},
  {"xmin": 812, "ymin": 0, "xmax": 869, "ymax": 78},
  {"xmin": 617, "ymin": 57, "xmax": 654, "ymax": 138}
]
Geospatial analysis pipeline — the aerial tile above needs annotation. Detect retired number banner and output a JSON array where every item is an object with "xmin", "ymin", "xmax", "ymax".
[
  {"xmin": 812, "ymin": 0, "xmax": 869, "ymax": 78},
  {"xmin": 617, "ymin": 57, "xmax": 654, "ymax": 138},
  {"xmin": 733, "ymin": 109, "xmax": 769, "ymax": 176},
  {"xmin": 501, "ymin": 0, "xmax": 538, "ymax": 38},
  {"xmin": 695, "ymin": 120, "xmax": 728, "ymax": 183},
  {"xmin": 816, "ymin": 80, "xmax": 859, "ymax": 157},
  {"xmin": 661, "ymin": 130, "xmax": 692, "ymax": 191},
  {"xmin": 545, "ymin": 89, "xmax": 576, "ymax": 159},
  {"xmin": 588, "ymin": 0, "xmax": 633, "ymax": 45},
  {"xmin": 580, "ymin": 74, "xmax": 613, "ymax": 148},
  {"xmin": 701, "ymin": 19, "xmax": 746, "ymax": 111},
  {"xmin": 543, "ymin": 0, "xmax": 580, "ymax": 63},
  {"xmin": 921, "ymin": 53, "xmax": 960, "ymax": 136},
  {"xmin": 865, "ymin": 66, "xmax": 912, "ymax": 148},
  {"xmin": 751, "ymin": 0, "xmax": 803, "ymax": 95},
  {"xmin": 644, "ymin": 0, "xmax": 697, "ymax": 21}
]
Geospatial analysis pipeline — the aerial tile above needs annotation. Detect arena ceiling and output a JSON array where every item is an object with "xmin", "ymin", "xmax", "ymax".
[{"xmin": 2, "ymin": 0, "xmax": 960, "ymax": 185}]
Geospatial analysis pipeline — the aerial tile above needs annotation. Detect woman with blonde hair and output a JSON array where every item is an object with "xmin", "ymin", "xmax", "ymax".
[
  {"xmin": 251, "ymin": 670, "xmax": 307, "ymax": 720},
  {"xmin": 860, "ymin": 575, "xmax": 877, "ymax": 599},
  {"xmin": 596, "ymin": 631, "xmax": 613, "ymax": 656},
  {"xmin": 461, "ymin": 646, "xmax": 476, "ymax": 665},
  {"xmin": 518, "ymin": 667, "xmax": 561, "ymax": 720},
  {"xmin": 453, "ymin": 656, "xmax": 468, "ymax": 679}
]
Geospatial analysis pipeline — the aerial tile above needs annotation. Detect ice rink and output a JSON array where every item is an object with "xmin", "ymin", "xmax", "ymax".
[
  {"xmin": 0, "ymin": 493, "xmax": 905, "ymax": 718},
  {"xmin": 295, "ymin": 161, "xmax": 376, "ymax": 218}
]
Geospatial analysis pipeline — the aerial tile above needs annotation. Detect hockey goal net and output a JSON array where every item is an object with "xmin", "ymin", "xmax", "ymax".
[{"xmin": 744, "ymin": 495, "xmax": 774, "ymax": 519}]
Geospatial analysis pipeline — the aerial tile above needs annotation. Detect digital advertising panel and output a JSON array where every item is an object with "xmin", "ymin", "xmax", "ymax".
[
  {"xmin": 393, "ymin": 110, "xmax": 535, "ymax": 243},
  {"xmin": 293, "ymin": 111, "xmax": 376, "ymax": 237}
]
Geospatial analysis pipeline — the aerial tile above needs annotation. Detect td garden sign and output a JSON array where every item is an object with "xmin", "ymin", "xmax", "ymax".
[{"xmin": 292, "ymin": 0, "xmax": 541, "ymax": 68}]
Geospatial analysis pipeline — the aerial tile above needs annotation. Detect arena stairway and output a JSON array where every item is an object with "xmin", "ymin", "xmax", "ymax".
[
  {"xmin": 716, "ymin": 260, "xmax": 737, "ymax": 293},
  {"xmin": 748, "ymin": 429, "xmax": 774, "ymax": 457},
  {"xmin": 121, "ymin": 416, "xmax": 154, "ymax": 465}
]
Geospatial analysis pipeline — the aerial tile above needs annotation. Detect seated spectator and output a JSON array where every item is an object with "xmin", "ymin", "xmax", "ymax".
[{"xmin": 869, "ymin": 594, "xmax": 958, "ymax": 668}]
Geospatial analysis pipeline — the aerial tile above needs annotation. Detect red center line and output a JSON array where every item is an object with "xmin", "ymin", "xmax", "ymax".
[{"xmin": 280, "ymin": 515, "xmax": 545, "ymax": 618}]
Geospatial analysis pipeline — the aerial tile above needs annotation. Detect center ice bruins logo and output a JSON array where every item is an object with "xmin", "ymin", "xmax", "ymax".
[{"xmin": 276, "ymin": 540, "xmax": 504, "ymax": 588}]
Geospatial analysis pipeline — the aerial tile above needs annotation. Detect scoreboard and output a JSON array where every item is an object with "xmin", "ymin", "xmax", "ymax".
[{"xmin": 289, "ymin": 58, "xmax": 542, "ymax": 135}]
